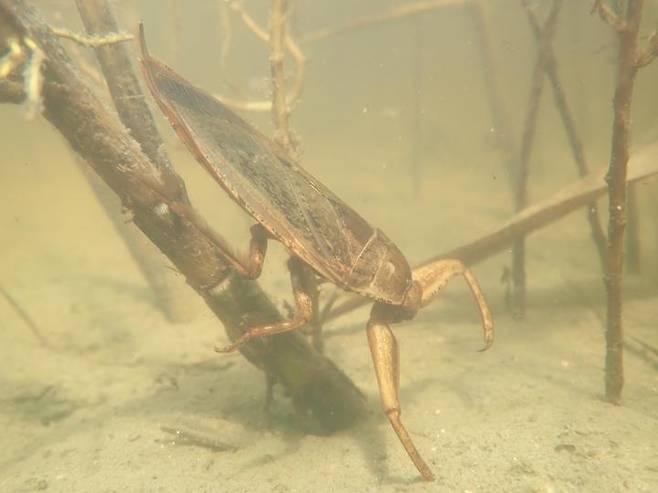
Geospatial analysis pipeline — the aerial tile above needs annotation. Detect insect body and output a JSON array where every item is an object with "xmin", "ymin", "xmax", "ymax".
[{"xmin": 139, "ymin": 25, "xmax": 493, "ymax": 481}]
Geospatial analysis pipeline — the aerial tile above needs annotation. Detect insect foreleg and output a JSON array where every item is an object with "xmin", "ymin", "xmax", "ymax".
[{"xmin": 412, "ymin": 259, "xmax": 494, "ymax": 350}]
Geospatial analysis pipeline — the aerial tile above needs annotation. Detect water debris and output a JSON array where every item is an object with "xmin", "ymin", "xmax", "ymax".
[
  {"xmin": 0, "ymin": 284, "xmax": 54, "ymax": 349},
  {"xmin": 161, "ymin": 423, "xmax": 240, "ymax": 453}
]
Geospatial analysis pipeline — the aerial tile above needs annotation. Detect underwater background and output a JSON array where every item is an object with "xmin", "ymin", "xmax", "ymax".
[{"xmin": 1, "ymin": 1, "xmax": 657, "ymax": 491}]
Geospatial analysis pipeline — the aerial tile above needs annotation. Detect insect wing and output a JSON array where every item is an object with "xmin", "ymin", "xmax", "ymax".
[{"xmin": 139, "ymin": 29, "xmax": 377, "ymax": 288}]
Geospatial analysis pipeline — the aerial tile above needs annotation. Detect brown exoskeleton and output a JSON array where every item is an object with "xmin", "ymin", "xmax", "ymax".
[{"xmin": 138, "ymin": 25, "xmax": 493, "ymax": 481}]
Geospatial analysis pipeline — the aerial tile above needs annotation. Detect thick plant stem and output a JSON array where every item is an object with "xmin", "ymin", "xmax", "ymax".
[
  {"xmin": 601, "ymin": 0, "xmax": 644, "ymax": 404},
  {"xmin": 75, "ymin": 0, "xmax": 192, "ymax": 323},
  {"xmin": 0, "ymin": 0, "xmax": 366, "ymax": 431}
]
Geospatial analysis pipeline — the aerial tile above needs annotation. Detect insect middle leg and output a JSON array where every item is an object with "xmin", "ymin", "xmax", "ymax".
[{"xmin": 216, "ymin": 256, "xmax": 314, "ymax": 353}]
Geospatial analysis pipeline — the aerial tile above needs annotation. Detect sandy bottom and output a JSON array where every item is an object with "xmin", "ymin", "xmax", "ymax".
[{"xmin": 1, "ymin": 111, "xmax": 657, "ymax": 493}]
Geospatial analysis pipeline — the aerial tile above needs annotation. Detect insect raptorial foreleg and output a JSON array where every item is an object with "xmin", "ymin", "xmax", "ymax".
[
  {"xmin": 216, "ymin": 256, "xmax": 313, "ymax": 353},
  {"xmin": 412, "ymin": 259, "xmax": 494, "ymax": 350},
  {"xmin": 366, "ymin": 308, "xmax": 435, "ymax": 481},
  {"xmin": 171, "ymin": 204, "xmax": 269, "ymax": 280},
  {"xmin": 221, "ymin": 223, "xmax": 268, "ymax": 279}
]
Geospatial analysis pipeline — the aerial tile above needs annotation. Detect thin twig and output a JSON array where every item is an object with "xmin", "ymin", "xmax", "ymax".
[
  {"xmin": 0, "ymin": 284, "xmax": 53, "ymax": 349},
  {"xmin": 215, "ymin": 1, "xmax": 306, "ymax": 113},
  {"xmin": 511, "ymin": 0, "xmax": 563, "ymax": 319},
  {"xmin": 634, "ymin": 30, "xmax": 658, "ymax": 67},
  {"xmin": 525, "ymin": 4, "xmax": 607, "ymax": 268},
  {"xmin": 592, "ymin": 0, "xmax": 627, "ymax": 31},
  {"xmin": 269, "ymin": 0, "xmax": 293, "ymax": 150},
  {"xmin": 51, "ymin": 27, "xmax": 133, "ymax": 47}
]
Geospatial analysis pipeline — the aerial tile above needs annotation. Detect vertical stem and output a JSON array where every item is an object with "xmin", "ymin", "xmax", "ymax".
[
  {"xmin": 512, "ymin": 0, "xmax": 562, "ymax": 319},
  {"xmin": 524, "ymin": 6, "xmax": 608, "ymax": 269},
  {"xmin": 0, "ymin": 285, "xmax": 53, "ymax": 348},
  {"xmin": 604, "ymin": 0, "xmax": 644, "ymax": 404},
  {"xmin": 607, "ymin": 0, "xmax": 642, "ymax": 275},
  {"xmin": 269, "ymin": 0, "xmax": 292, "ymax": 150}
]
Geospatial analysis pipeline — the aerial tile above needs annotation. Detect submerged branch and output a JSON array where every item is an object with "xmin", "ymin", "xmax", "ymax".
[
  {"xmin": 0, "ymin": 0, "xmax": 366, "ymax": 431},
  {"xmin": 326, "ymin": 143, "xmax": 658, "ymax": 321},
  {"xmin": 74, "ymin": 0, "xmax": 191, "ymax": 323}
]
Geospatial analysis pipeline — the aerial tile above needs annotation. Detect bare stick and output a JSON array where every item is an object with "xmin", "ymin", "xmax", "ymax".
[
  {"xmin": 214, "ymin": 1, "xmax": 306, "ymax": 114},
  {"xmin": 269, "ymin": 0, "xmax": 293, "ymax": 150},
  {"xmin": 0, "ymin": 0, "xmax": 366, "ymax": 430},
  {"xmin": 594, "ymin": 1, "xmax": 645, "ymax": 276},
  {"xmin": 0, "ymin": 284, "xmax": 53, "ymax": 349},
  {"xmin": 594, "ymin": 0, "xmax": 648, "ymax": 404},
  {"xmin": 303, "ymin": 0, "xmax": 469, "ymax": 43},
  {"xmin": 511, "ymin": 0, "xmax": 562, "ymax": 319},
  {"xmin": 525, "ymin": 4, "xmax": 607, "ymax": 268},
  {"xmin": 75, "ymin": 0, "xmax": 191, "ymax": 322},
  {"xmin": 51, "ymin": 27, "xmax": 132, "ymax": 47},
  {"xmin": 325, "ymin": 141, "xmax": 658, "ymax": 321}
]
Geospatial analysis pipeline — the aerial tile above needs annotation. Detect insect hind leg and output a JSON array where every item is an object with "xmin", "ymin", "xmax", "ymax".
[{"xmin": 366, "ymin": 305, "xmax": 435, "ymax": 481}]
